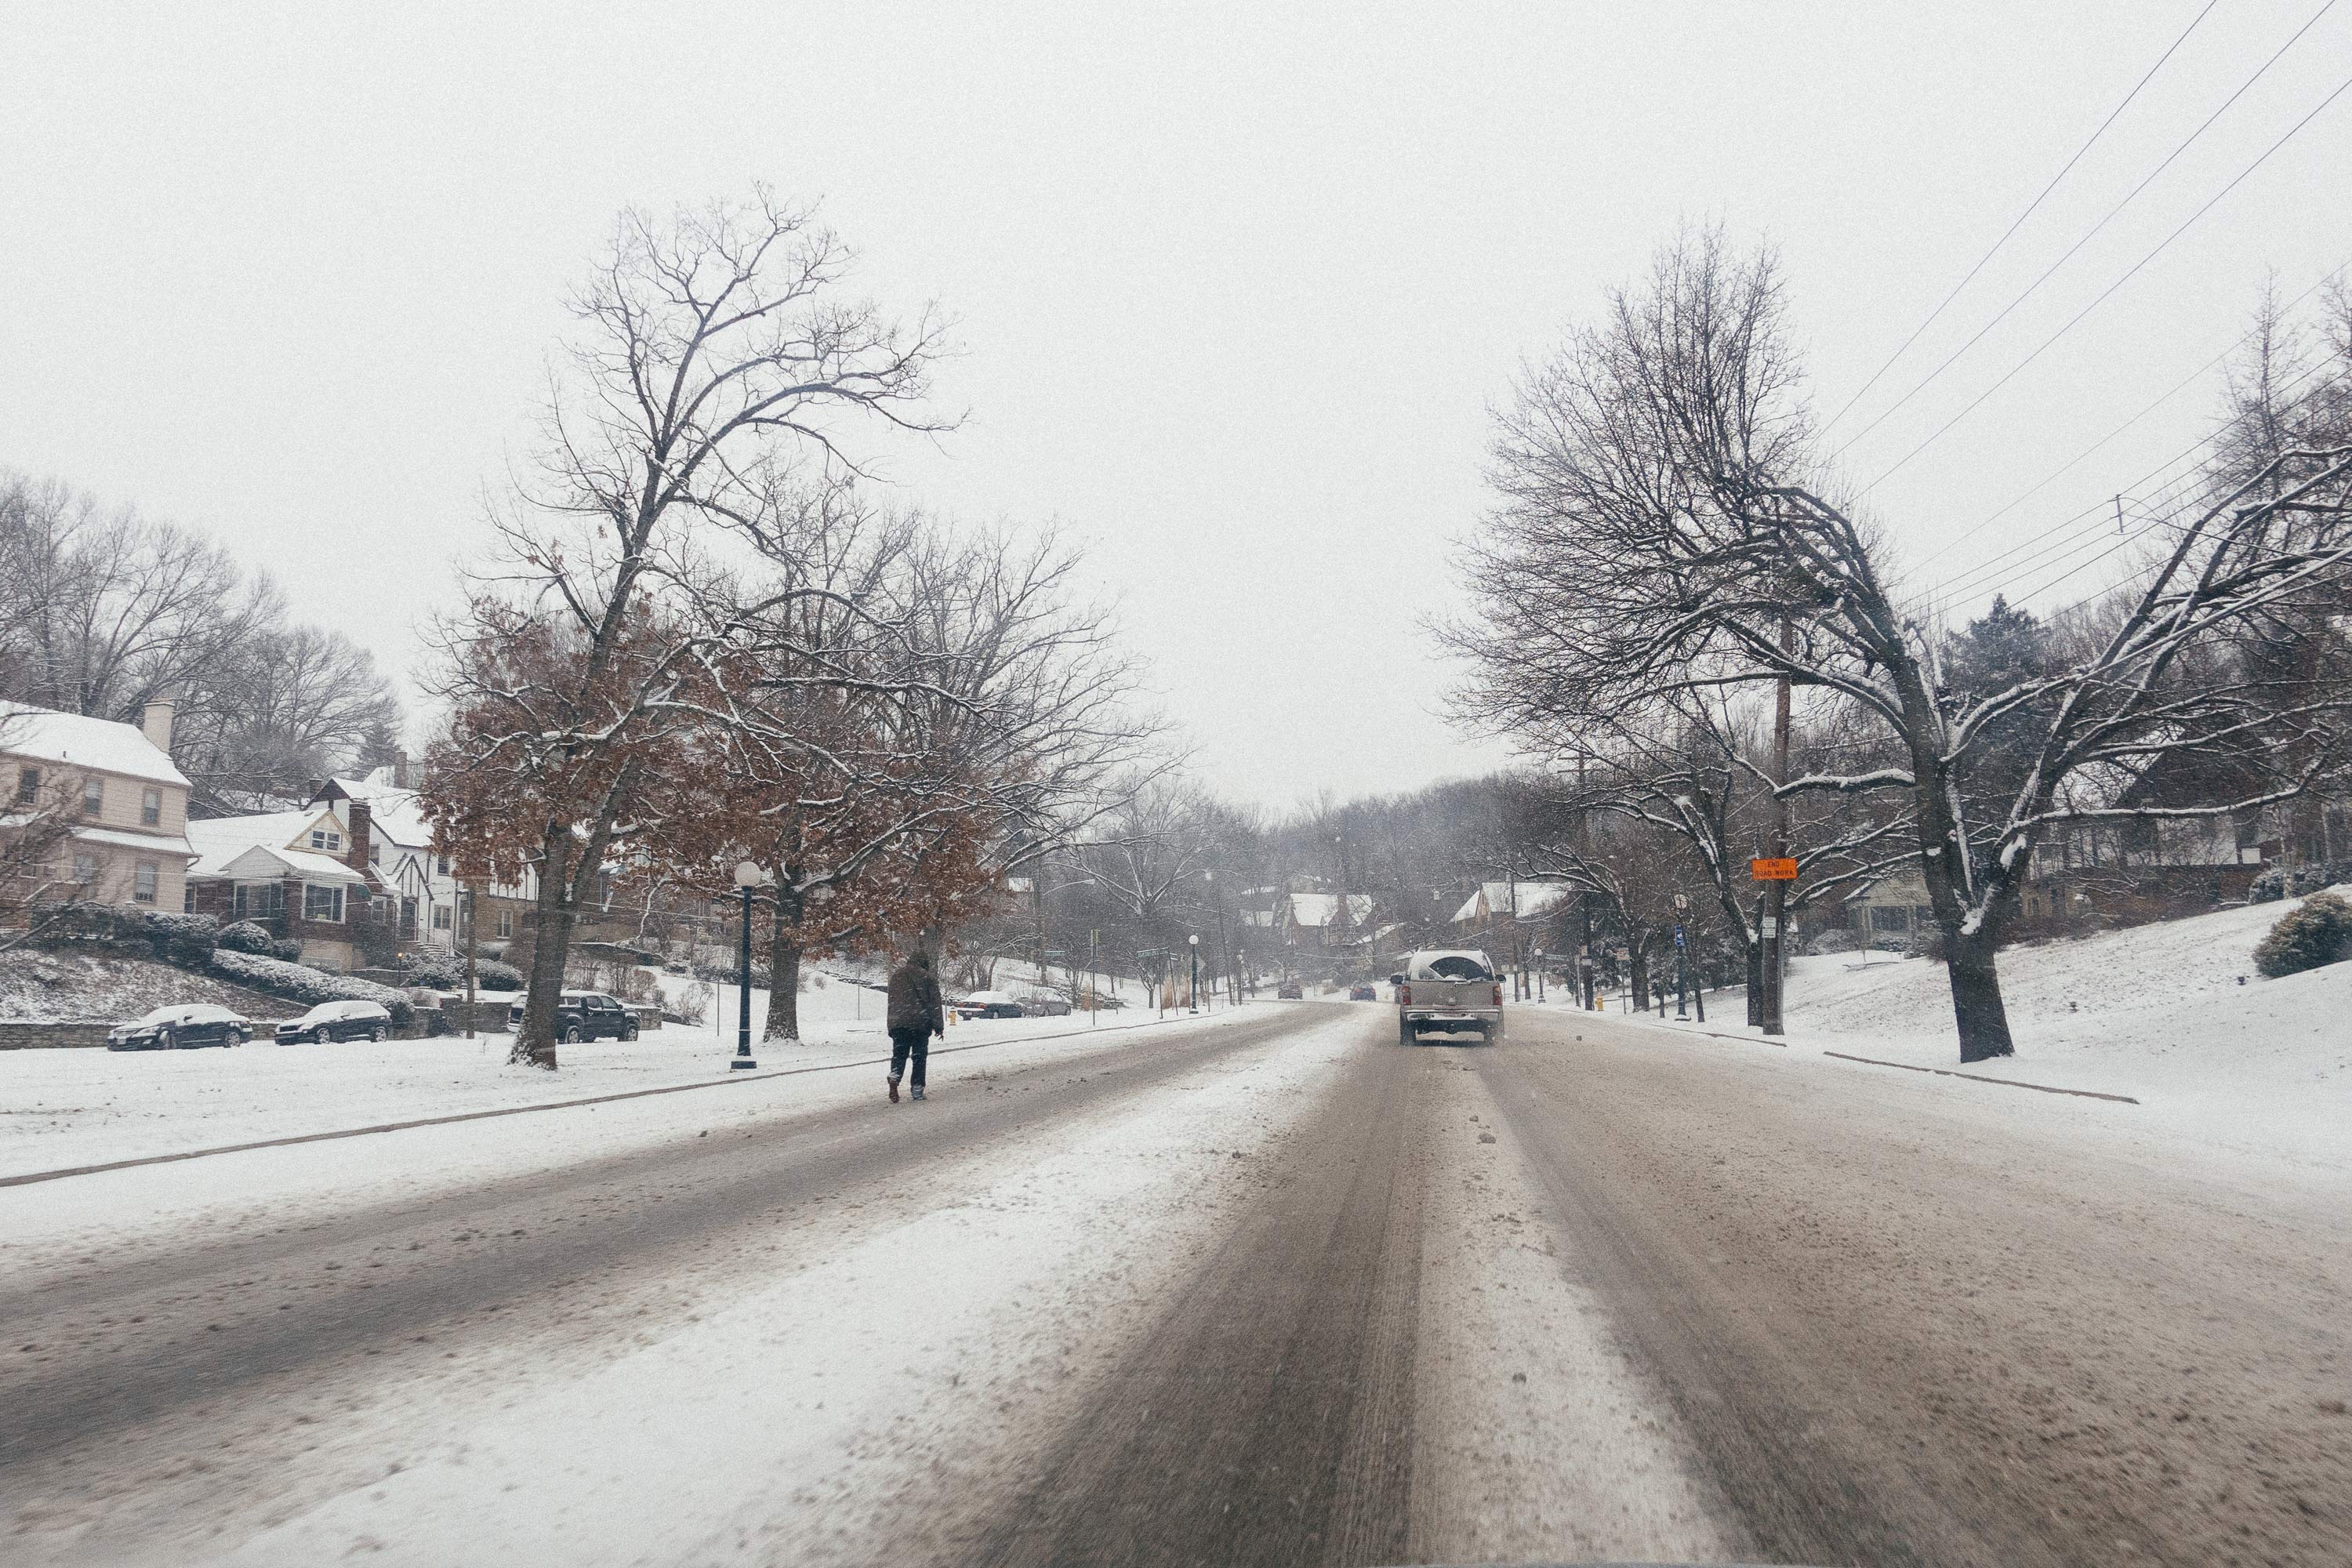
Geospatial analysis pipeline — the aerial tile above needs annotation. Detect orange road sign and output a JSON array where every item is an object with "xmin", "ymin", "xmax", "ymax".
[{"xmin": 1749, "ymin": 857, "xmax": 1798, "ymax": 880}]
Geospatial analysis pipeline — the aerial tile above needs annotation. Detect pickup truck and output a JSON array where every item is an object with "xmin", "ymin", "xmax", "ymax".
[{"xmin": 1392, "ymin": 950, "xmax": 1504, "ymax": 1045}]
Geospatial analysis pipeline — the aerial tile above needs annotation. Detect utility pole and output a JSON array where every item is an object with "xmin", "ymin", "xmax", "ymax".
[
  {"xmin": 1762, "ymin": 615, "xmax": 1793, "ymax": 1036},
  {"xmin": 1576, "ymin": 755, "xmax": 1596, "ymax": 1009},
  {"xmin": 463, "ymin": 880, "xmax": 480, "ymax": 1040}
]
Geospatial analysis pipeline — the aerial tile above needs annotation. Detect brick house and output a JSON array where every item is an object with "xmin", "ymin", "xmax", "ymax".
[
  {"xmin": 183, "ymin": 804, "xmax": 379, "ymax": 971},
  {"xmin": 1, "ymin": 699, "xmax": 195, "ymax": 918},
  {"xmin": 307, "ymin": 768, "xmax": 537, "ymax": 959}
]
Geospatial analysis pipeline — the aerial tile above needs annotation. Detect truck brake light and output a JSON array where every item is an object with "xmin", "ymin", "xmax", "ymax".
[
  {"xmin": 1494, "ymin": 982, "xmax": 1504, "ymax": 1007},
  {"xmin": 1399, "ymin": 984, "xmax": 1411, "ymax": 1006}
]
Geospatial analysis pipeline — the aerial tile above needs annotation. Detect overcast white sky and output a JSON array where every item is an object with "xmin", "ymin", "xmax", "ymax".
[{"xmin": 6, "ymin": 3, "xmax": 2349, "ymax": 808}]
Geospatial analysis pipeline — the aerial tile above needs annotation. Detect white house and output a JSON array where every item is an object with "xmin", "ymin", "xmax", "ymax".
[{"xmin": 309, "ymin": 770, "xmax": 536, "ymax": 954}]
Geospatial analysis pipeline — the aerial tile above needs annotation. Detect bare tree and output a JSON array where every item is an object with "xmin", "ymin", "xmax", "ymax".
[
  {"xmin": 1450, "ymin": 228, "xmax": 2352, "ymax": 1060},
  {"xmin": 424, "ymin": 191, "xmax": 949, "ymax": 1066}
]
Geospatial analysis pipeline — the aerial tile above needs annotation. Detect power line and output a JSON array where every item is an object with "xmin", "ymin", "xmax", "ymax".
[
  {"xmin": 1822, "ymin": 0, "xmax": 2229, "ymax": 437},
  {"xmin": 1910, "ymin": 354, "xmax": 2346, "ymax": 618},
  {"xmin": 1910, "ymin": 263, "xmax": 2344, "ymax": 572},
  {"xmin": 1864, "ymin": 67, "xmax": 2352, "ymax": 490}
]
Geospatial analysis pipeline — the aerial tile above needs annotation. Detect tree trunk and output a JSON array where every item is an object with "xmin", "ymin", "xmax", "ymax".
[
  {"xmin": 515, "ymin": 832, "xmax": 574, "ymax": 1069},
  {"xmin": 1630, "ymin": 946, "xmax": 1650, "ymax": 1011},
  {"xmin": 1947, "ymin": 925, "xmax": 2015, "ymax": 1062},
  {"xmin": 1744, "ymin": 939, "xmax": 1763, "ymax": 1026},
  {"xmin": 764, "ymin": 890, "xmax": 802, "ymax": 1043}
]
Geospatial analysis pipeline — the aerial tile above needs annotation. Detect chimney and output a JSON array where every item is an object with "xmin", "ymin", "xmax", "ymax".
[
  {"xmin": 348, "ymin": 800, "xmax": 373, "ymax": 876},
  {"xmin": 140, "ymin": 699, "xmax": 175, "ymax": 753},
  {"xmin": 391, "ymin": 749, "xmax": 410, "ymax": 789}
]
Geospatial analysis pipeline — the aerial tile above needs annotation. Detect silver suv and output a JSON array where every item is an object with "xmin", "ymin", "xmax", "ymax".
[{"xmin": 1392, "ymin": 950, "xmax": 1504, "ymax": 1045}]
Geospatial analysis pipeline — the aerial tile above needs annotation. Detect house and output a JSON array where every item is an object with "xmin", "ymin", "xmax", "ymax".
[
  {"xmin": 1841, "ymin": 868, "xmax": 1935, "ymax": 943},
  {"xmin": 1448, "ymin": 879, "xmax": 1574, "ymax": 935},
  {"xmin": 184, "ymin": 804, "xmax": 379, "ymax": 971},
  {"xmin": 1276, "ymin": 891, "xmax": 1375, "ymax": 949},
  {"xmin": 1, "ymin": 700, "xmax": 196, "ymax": 917},
  {"xmin": 308, "ymin": 768, "xmax": 538, "ymax": 957}
]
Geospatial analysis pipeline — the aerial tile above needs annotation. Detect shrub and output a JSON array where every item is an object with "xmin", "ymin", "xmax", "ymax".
[
  {"xmin": 401, "ymin": 952, "xmax": 526, "ymax": 991},
  {"xmin": 217, "ymin": 920, "xmax": 278, "ymax": 955},
  {"xmin": 2252, "ymin": 891, "xmax": 2352, "ymax": 979},
  {"xmin": 209, "ymin": 949, "xmax": 414, "ymax": 1022}
]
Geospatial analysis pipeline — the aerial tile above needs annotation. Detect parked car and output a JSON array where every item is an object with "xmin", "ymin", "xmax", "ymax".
[
  {"xmin": 275, "ymin": 999, "xmax": 393, "ymax": 1044},
  {"xmin": 506, "ymin": 991, "xmax": 640, "ymax": 1043},
  {"xmin": 1276, "ymin": 979, "xmax": 1303, "ymax": 1000},
  {"xmin": 1023, "ymin": 996, "xmax": 1073, "ymax": 1017},
  {"xmin": 108, "ymin": 1004, "xmax": 251, "ymax": 1051},
  {"xmin": 1348, "ymin": 983, "xmax": 1377, "ymax": 1001},
  {"xmin": 952, "ymin": 990, "xmax": 1027, "ymax": 1021},
  {"xmin": 1394, "ymin": 949, "xmax": 1504, "ymax": 1045}
]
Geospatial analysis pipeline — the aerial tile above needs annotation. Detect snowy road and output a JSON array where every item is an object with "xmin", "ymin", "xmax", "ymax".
[{"xmin": 4, "ymin": 1002, "xmax": 2347, "ymax": 1566}]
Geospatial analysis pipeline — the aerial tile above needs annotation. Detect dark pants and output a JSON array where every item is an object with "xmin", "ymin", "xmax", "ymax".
[{"xmin": 889, "ymin": 1028, "xmax": 930, "ymax": 1089}]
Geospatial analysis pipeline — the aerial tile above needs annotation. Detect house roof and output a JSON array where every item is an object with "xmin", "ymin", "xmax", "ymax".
[
  {"xmin": 324, "ymin": 777, "xmax": 436, "ymax": 849},
  {"xmin": 0, "ymin": 702, "xmax": 187, "ymax": 788},
  {"xmin": 1286, "ymin": 892, "xmax": 1374, "ymax": 928},
  {"xmin": 186, "ymin": 810, "xmax": 371, "ymax": 884},
  {"xmin": 1450, "ymin": 880, "xmax": 1576, "ymax": 925}
]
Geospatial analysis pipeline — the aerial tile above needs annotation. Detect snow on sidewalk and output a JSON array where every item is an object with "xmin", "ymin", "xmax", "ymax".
[
  {"xmin": 1553, "ymin": 890, "xmax": 2352, "ymax": 1168},
  {"xmin": 0, "ymin": 971, "xmax": 1214, "ymax": 1181}
]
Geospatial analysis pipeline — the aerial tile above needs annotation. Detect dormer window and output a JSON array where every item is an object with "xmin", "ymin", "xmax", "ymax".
[
  {"xmin": 82, "ymin": 778, "xmax": 103, "ymax": 816},
  {"xmin": 310, "ymin": 829, "xmax": 343, "ymax": 852}
]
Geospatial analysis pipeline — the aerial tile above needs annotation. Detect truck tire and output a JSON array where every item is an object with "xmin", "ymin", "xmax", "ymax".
[
  {"xmin": 1485, "ymin": 1022, "xmax": 1504, "ymax": 1046},
  {"xmin": 1398, "ymin": 1020, "xmax": 1417, "ymax": 1047}
]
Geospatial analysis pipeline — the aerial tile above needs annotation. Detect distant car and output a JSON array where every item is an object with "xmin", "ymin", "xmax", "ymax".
[
  {"xmin": 1023, "ymin": 996, "xmax": 1073, "ymax": 1017},
  {"xmin": 108, "ymin": 1004, "xmax": 251, "ymax": 1051},
  {"xmin": 275, "ymin": 999, "xmax": 393, "ymax": 1044},
  {"xmin": 1276, "ymin": 979, "xmax": 1303, "ymax": 1000},
  {"xmin": 953, "ymin": 990, "xmax": 1027, "ymax": 1020},
  {"xmin": 506, "ymin": 990, "xmax": 640, "ymax": 1043},
  {"xmin": 1348, "ymin": 983, "xmax": 1377, "ymax": 1001}
]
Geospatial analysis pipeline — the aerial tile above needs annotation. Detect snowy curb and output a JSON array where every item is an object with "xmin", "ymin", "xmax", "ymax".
[
  {"xmin": 1578, "ymin": 1004, "xmax": 2143, "ymax": 1105},
  {"xmin": 0, "ymin": 1011, "xmax": 1216, "ymax": 1189}
]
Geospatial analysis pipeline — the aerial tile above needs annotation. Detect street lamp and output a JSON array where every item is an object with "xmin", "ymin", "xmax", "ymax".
[
  {"xmin": 1188, "ymin": 932, "xmax": 1200, "ymax": 1014},
  {"xmin": 1671, "ymin": 892, "xmax": 1691, "ymax": 1021},
  {"xmin": 731, "ymin": 860, "xmax": 767, "ymax": 1070}
]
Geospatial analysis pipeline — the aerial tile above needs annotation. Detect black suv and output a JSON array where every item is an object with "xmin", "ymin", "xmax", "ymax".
[{"xmin": 506, "ymin": 990, "xmax": 640, "ymax": 1043}]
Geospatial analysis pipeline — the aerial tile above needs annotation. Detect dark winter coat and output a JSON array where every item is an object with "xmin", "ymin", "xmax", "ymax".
[{"xmin": 886, "ymin": 953, "xmax": 945, "ymax": 1036}]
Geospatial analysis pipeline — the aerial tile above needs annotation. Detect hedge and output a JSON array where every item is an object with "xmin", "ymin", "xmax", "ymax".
[
  {"xmin": 401, "ymin": 952, "xmax": 526, "ymax": 991},
  {"xmin": 209, "ymin": 949, "xmax": 416, "ymax": 1022}
]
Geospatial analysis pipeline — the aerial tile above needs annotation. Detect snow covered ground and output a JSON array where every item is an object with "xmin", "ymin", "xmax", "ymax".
[
  {"xmin": 0, "ymin": 960, "xmax": 1245, "ymax": 1182},
  {"xmin": 1566, "ymin": 887, "xmax": 2352, "ymax": 1167}
]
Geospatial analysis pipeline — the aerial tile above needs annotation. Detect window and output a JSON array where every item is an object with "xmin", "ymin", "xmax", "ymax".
[
  {"xmin": 432, "ymin": 903, "xmax": 452, "ymax": 931},
  {"xmin": 399, "ymin": 895, "xmax": 418, "ymax": 935},
  {"xmin": 133, "ymin": 862, "xmax": 158, "ymax": 905},
  {"xmin": 437, "ymin": 854, "xmax": 450, "ymax": 876},
  {"xmin": 183, "ymin": 884, "xmax": 196, "ymax": 913},
  {"xmin": 495, "ymin": 910, "xmax": 514, "ymax": 939},
  {"xmin": 232, "ymin": 882, "xmax": 285, "ymax": 920},
  {"xmin": 310, "ymin": 829, "xmax": 343, "ymax": 851},
  {"xmin": 74, "ymin": 851, "xmax": 100, "ymax": 885},
  {"xmin": 15, "ymin": 767, "xmax": 36, "ymax": 805},
  {"xmin": 303, "ymin": 884, "xmax": 344, "ymax": 923},
  {"xmin": 1869, "ymin": 906, "xmax": 1910, "ymax": 932},
  {"xmin": 82, "ymin": 777, "xmax": 103, "ymax": 816},
  {"xmin": 140, "ymin": 787, "xmax": 162, "ymax": 826},
  {"xmin": 368, "ymin": 841, "xmax": 381, "ymax": 865}
]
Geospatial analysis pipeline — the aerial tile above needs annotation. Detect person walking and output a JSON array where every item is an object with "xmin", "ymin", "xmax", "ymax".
[{"xmin": 884, "ymin": 949, "xmax": 945, "ymax": 1102}]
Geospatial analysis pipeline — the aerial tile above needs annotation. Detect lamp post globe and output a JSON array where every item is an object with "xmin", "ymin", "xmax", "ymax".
[
  {"xmin": 1188, "ymin": 933, "xmax": 1200, "ymax": 1014},
  {"xmin": 730, "ymin": 862, "xmax": 767, "ymax": 1069}
]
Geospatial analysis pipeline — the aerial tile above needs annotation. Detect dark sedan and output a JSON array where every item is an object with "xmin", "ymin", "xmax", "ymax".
[
  {"xmin": 275, "ymin": 999, "xmax": 394, "ymax": 1044},
  {"xmin": 108, "ymin": 1004, "xmax": 252, "ymax": 1051}
]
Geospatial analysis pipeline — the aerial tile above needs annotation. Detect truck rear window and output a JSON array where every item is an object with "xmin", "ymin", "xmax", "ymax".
[{"xmin": 1417, "ymin": 956, "xmax": 1493, "ymax": 981}]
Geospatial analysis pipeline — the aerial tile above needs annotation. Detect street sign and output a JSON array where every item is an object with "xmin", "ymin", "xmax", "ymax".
[
  {"xmin": 1673, "ymin": 924, "xmax": 1686, "ymax": 949},
  {"xmin": 1749, "ymin": 857, "xmax": 1798, "ymax": 880},
  {"xmin": 1759, "ymin": 917, "xmax": 1779, "ymax": 937}
]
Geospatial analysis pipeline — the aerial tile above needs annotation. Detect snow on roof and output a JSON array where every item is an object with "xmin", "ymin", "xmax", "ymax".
[
  {"xmin": 71, "ymin": 824, "xmax": 194, "ymax": 858},
  {"xmin": 1450, "ymin": 880, "xmax": 1577, "ymax": 925},
  {"xmin": 186, "ymin": 811, "xmax": 368, "ymax": 884},
  {"xmin": 325, "ymin": 778, "xmax": 436, "ymax": 848},
  {"xmin": 0, "ymin": 702, "xmax": 187, "ymax": 788},
  {"xmin": 1286, "ymin": 892, "xmax": 1374, "ymax": 928}
]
